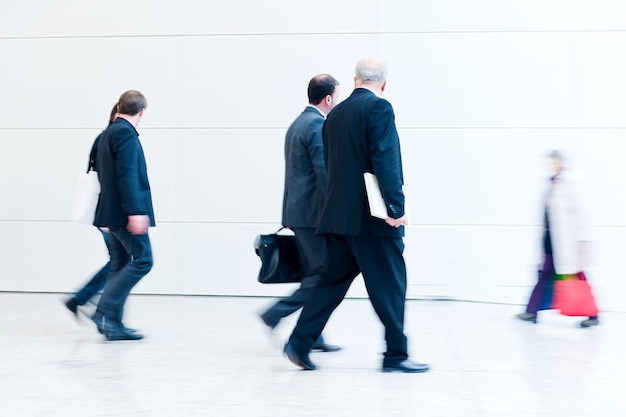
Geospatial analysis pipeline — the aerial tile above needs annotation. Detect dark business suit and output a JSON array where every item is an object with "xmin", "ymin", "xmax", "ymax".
[
  {"xmin": 288, "ymin": 88, "xmax": 409, "ymax": 366},
  {"xmin": 93, "ymin": 117, "xmax": 154, "ymax": 330},
  {"xmin": 261, "ymin": 107, "xmax": 327, "ymax": 345}
]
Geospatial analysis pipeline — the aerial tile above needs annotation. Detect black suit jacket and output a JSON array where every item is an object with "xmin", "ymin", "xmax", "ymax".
[
  {"xmin": 93, "ymin": 118, "xmax": 155, "ymax": 228},
  {"xmin": 282, "ymin": 106, "xmax": 328, "ymax": 228},
  {"xmin": 317, "ymin": 88, "xmax": 405, "ymax": 238}
]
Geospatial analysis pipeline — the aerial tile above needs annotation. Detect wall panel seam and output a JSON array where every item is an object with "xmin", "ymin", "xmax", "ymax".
[{"xmin": 2, "ymin": 29, "xmax": 626, "ymax": 41}]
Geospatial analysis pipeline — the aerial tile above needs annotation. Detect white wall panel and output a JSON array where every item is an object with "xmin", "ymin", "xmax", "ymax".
[
  {"xmin": 173, "ymin": 35, "xmax": 367, "ymax": 128},
  {"xmin": 0, "ymin": 130, "xmax": 177, "ymax": 221},
  {"xmin": 377, "ymin": 1, "xmax": 626, "ymax": 32},
  {"xmin": 0, "ymin": 219, "xmax": 620, "ymax": 310},
  {"xmin": 5, "ymin": 32, "xmax": 625, "ymax": 130},
  {"xmin": 382, "ymin": 32, "xmax": 626, "ymax": 128},
  {"xmin": 589, "ymin": 227, "xmax": 626, "ymax": 314},
  {"xmin": 1, "ymin": 1, "xmax": 625, "ymax": 312},
  {"xmin": 405, "ymin": 226, "xmax": 540, "ymax": 304},
  {"xmin": 3, "ymin": 1, "xmax": 626, "ymax": 38},
  {"xmin": 0, "ymin": 221, "xmax": 109, "ymax": 292},
  {"xmin": 178, "ymin": 0, "xmax": 373, "ymax": 35},
  {"xmin": 0, "ymin": 0, "xmax": 180, "ymax": 38},
  {"xmin": 0, "ymin": 130, "xmax": 97, "ymax": 221},
  {"xmin": 172, "ymin": 129, "xmax": 284, "ymax": 222},
  {"xmin": 402, "ymin": 128, "xmax": 626, "ymax": 227},
  {"xmin": 0, "ymin": 35, "xmax": 362, "ymax": 129},
  {"xmin": 0, "ymin": 0, "xmax": 372, "ymax": 38},
  {"xmin": 0, "ymin": 37, "xmax": 180, "ymax": 129}
]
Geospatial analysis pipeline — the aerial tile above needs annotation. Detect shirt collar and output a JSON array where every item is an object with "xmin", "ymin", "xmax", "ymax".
[{"xmin": 306, "ymin": 104, "xmax": 326, "ymax": 118}]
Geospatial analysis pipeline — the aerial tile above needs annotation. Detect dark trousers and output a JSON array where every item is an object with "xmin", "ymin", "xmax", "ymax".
[
  {"xmin": 526, "ymin": 253, "xmax": 556, "ymax": 314},
  {"xmin": 74, "ymin": 230, "xmax": 132, "ymax": 305},
  {"xmin": 95, "ymin": 227, "xmax": 153, "ymax": 325},
  {"xmin": 74, "ymin": 230, "xmax": 113, "ymax": 305},
  {"xmin": 288, "ymin": 234, "xmax": 408, "ymax": 365},
  {"xmin": 262, "ymin": 227, "xmax": 325, "ymax": 344}
]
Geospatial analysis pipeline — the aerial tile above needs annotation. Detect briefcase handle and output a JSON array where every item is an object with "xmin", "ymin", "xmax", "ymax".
[{"xmin": 253, "ymin": 227, "xmax": 293, "ymax": 252}]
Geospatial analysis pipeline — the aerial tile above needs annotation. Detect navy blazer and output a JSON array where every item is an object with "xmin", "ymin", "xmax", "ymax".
[
  {"xmin": 282, "ymin": 106, "xmax": 328, "ymax": 228},
  {"xmin": 93, "ymin": 118, "xmax": 155, "ymax": 228},
  {"xmin": 317, "ymin": 88, "xmax": 405, "ymax": 238}
]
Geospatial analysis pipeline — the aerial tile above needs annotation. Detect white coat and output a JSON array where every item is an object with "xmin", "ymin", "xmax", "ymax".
[{"xmin": 544, "ymin": 171, "xmax": 592, "ymax": 274}]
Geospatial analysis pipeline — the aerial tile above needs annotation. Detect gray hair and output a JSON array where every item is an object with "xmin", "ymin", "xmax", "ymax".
[
  {"xmin": 548, "ymin": 150, "xmax": 564, "ymax": 162},
  {"xmin": 355, "ymin": 58, "xmax": 387, "ymax": 85}
]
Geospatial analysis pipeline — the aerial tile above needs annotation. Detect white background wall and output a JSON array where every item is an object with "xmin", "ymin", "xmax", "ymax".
[{"xmin": 1, "ymin": 1, "xmax": 625, "ymax": 311}]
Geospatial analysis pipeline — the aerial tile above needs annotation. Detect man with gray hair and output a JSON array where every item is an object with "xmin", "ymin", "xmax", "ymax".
[{"xmin": 284, "ymin": 58, "xmax": 429, "ymax": 373}]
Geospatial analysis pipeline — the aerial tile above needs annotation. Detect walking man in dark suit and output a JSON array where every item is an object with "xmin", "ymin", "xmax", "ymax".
[
  {"xmin": 260, "ymin": 74, "xmax": 341, "ymax": 352},
  {"xmin": 284, "ymin": 58, "xmax": 429, "ymax": 373},
  {"xmin": 92, "ymin": 90, "xmax": 154, "ymax": 341}
]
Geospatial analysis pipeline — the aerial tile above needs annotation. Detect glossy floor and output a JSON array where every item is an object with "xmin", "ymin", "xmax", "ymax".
[{"xmin": 1, "ymin": 293, "xmax": 623, "ymax": 417}]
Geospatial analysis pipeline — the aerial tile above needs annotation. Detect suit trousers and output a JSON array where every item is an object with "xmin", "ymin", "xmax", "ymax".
[
  {"xmin": 261, "ymin": 227, "xmax": 325, "ymax": 344},
  {"xmin": 95, "ymin": 227, "xmax": 153, "ymax": 325},
  {"xmin": 288, "ymin": 234, "xmax": 408, "ymax": 364}
]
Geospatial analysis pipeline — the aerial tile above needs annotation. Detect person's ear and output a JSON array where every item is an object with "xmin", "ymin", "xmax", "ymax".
[{"xmin": 381, "ymin": 81, "xmax": 387, "ymax": 92}]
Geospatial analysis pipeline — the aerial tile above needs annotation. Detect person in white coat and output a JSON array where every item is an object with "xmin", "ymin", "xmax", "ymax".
[{"xmin": 517, "ymin": 151, "xmax": 599, "ymax": 327}]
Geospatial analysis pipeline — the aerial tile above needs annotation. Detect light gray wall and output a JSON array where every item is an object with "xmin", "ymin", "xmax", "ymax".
[{"xmin": 1, "ymin": 1, "xmax": 624, "ymax": 310}]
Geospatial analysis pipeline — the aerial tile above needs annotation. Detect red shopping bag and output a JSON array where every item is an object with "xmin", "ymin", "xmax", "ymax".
[{"xmin": 553, "ymin": 273, "xmax": 599, "ymax": 317}]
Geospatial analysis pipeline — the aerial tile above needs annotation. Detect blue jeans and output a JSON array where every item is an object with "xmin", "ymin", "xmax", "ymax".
[
  {"xmin": 95, "ymin": 227, "xmax": 153, "ymax": 326},
  {"xmin": 74, "ymin": 230, "xmax": 132, "ymax": 305},
  {"xmin": 74, "ymin": 230, "xmax": 113, "ymax": 305}
]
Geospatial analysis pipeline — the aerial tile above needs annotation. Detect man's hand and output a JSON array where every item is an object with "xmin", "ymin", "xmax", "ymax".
[
  {"xmin": 127, "ymin": 215, "xmax": 150, "ymax": 235},
  {"xmin": 385, "ymin": 215, "xmax": 408, "ymax": 228}
]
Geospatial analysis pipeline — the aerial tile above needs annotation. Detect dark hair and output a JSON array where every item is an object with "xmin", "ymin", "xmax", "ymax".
[
  {"xmin": 308, "ymin": 74, "xmax": 339, "ymax": 105},
  {"xmin": 108, "ymin": 103, "xmax": 118, "ymax": 124},
  {"xmin": 117, "ymin": 90, "xmax": 147, "ymax": 116}
]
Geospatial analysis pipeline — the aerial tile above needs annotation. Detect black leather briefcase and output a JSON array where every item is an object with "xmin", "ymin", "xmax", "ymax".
[{"xmin": 254, "ymin": 228, "xmax": 302, "ymax": 284}]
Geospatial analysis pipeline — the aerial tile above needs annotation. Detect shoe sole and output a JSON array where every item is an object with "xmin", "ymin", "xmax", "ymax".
[
  {"xmin": 516, "ymin": 315, "xmax": 537, "ymax": 324},
  {"xmin": 311, "ymin": 347, "xmax": 342, "ymax": 353},
  {"xmin": 382, "ymin": 367, "xmax": 430, "ymax": 373},
  {"xmin": 105, "ymin": 335, "xmax": 144, "ymax": 341}
]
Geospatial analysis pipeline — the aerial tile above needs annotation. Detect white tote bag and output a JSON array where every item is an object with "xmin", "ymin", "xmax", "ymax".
[{"xmin": 71, "ymin": 170, "xmax": 100, "ymax": 225}]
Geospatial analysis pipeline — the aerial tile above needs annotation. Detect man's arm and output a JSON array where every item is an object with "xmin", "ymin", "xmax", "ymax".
[
  {"xmin": 368, "ymin": 99, "xmax": 405, "ymax": 222},
  {"xmin": 112, "ymin": 128, "xmax": 150, "ymax": 233},
  {"xmin": 306, "ymin": 117, "xmax": 328, "ymax": 193}
]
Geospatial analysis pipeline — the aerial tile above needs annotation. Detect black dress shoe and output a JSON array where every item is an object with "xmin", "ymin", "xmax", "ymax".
[
  {"xmin": 382, "ymin": 359, "xmax": 430, "ymax": 373},
  {"xmin": 64, "ymin": 297, "xmax": 79, "ymax": 317},
  {"xmin": 259, "ymin": 313, "xmax": 278, "ymax": 330},
  {"xmin": 284, "ymin": 342, "xmax": 316, "ymax": 370},
  {"xmin": 311, "ymin": 343, "xmax": 342, "ymax": 352},
  {"xmin": 105, "ymin": 327, "xmax": 144, "ymax": 341},
  {"xmin": 516, "ymin": 313, "xmax": 537, "ymax": 323},
  {"xmin": 91, "ymin": 313, "xmax": 143, "ymax": 340},
  {"xmin": 580, "ymin": 317, "xmax": 599, "ymax": 328}
]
